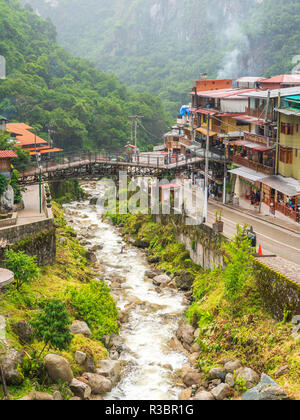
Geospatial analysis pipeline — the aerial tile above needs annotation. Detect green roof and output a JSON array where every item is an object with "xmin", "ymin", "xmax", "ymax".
[
  {"xmin": 0, "ymin": 115, "xmax": 7, "ymax": 121},
  {"xmin": 284, "ymin": 95, "xmax": 300, "ymax": 101}
]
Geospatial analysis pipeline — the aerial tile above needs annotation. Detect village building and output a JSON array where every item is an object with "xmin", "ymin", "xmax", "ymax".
[
  {"xmin": 0, "ymin": 115, "xmax": 8, "ymax": 131},
  {"xmin": 5, "ymin": 123, "xmax": 63, "ymax": 158},
  {"xmin": 0, "ymin": 150, "xmax": 17, "ymax": 179},
  {"xmin": 259, "ymin": 74, "xmax": 300, "ymax": 90}
]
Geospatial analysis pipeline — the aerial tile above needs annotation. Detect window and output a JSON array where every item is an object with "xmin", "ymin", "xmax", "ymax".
[
  {"xmin": 281, "ymin": 123, "xmax": 294, "ymax": 135},
  {"xmin": 280, "ymin": 147, "xmax": 293, "ymax": 164}
]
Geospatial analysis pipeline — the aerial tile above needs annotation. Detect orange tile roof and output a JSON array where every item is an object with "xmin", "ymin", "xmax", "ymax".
[
  {"xmin": 0, "ymin": 150, "xmax": 18, "ymax": 158},
  {"xmin": 5, "ymin": 123, "xmax": 48, "ymax": 147},
  {"xmin": 30, "ymin": 148, "xmax": 63, "ymax": 156}
]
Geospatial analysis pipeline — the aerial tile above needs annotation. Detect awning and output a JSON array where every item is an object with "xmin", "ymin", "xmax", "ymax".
[
  {"xmin": 233, "ymin": 115, "xmax": 266, "ymax": 125},
  {"xmin": 261, "ymin": 176, "xmax": 300, "ymax": 197},
  {"xmin": 230, "ymin": 140, "xmax": 273, "ymax": 152},
  {"xmin": 195, "ymin": 109, "xmax": 216, "ymax": 116},
  {"xmin": 196, "ymin": 127, "xmax": 217, "ymax": 137},
  {"xmin": 229, "ymin": 167, "xmax": 268, "ymax": 183}
]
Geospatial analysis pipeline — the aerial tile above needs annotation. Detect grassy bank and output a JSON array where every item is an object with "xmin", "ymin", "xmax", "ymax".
[
  {"xmin": 109, "ymin": 213, "xmax": 300, "ymax": 400},
  {"xmin": 0, "ymin": 202, "xmax": 118, "ymax": 400}
]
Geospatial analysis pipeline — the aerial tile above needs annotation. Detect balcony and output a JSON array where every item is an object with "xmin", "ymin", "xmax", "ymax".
[
  {"xmin": 244, "ymin": 132, "xmax": 275, "ymax": 146},
  {"xmin": 245, "ymin": 107, "xmax": 273, "ymax": 122},
  {"xmin": 232, "ymin": 155, "xmax": 274, "ymax": 175}
]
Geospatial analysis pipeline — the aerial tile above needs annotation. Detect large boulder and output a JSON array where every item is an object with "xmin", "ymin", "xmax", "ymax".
[
  {"xmin": 183, "ymin": 370, "xmax": 203, "ymax": 387},
  {"xmin": 211, "ymin": 383, "xmax": 231, "ymax": 401},
  {"xmin": 192, "ymin": 390, "xmax": 215, "ymax": 401},
  {"xmin": 70, "ymin": 321, "xmax": 92, "ymax": 338},
  {"xmin": 236, "ymin": 367, "xmax": 260, "ymax": 389},
  {"xmin": 82, "ymin": 373, "xmax": 112, "ymax": 395},
  {"xmin": 0, "ymin": 185, "xmax": 14, "ymax": 212},
  {"xmin": 44, "ymin": 354, "xmax": 73, "ymax": 384},
  {"xmin": 96, "ymin": 360, "xmax": 121, "ymax": 386},
  {"xmin": 174, "ymin": 271, "xmax": 194, "ymax": 291},
  {"xmin": 176, "ymin": 325, "xmax": 195, "ymax": 346},
  {"xmin": 242, "ymin": 374, "xmax": 290, "ymax": 401},
  {"xmin": 208, "ymin": 367, "xmax": 226, "ymax": 381},
  {"xmin": 12, "ymin": 321, "xmax": 34, "ymax": 344},
  {"xmin": 70, "ymin": 379, "xmax": 91, "ymax": 400},
  {"xmin": 74, "ymin": 351, "xmax": 87, "ymax": 365},
  {"xmin": 1, "ymin": 349, "xmax": 24, "ymax": 385},
  {"xmin": 152, "ymin": 275, "xmax": 170, "ymax": 287},
  {"xmin": 224, "ymin": 360, "xmax": 242, "ymax": 374}
]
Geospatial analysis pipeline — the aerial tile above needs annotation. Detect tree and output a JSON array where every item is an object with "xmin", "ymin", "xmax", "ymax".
[
  {"xmin": 3, "ymin": 250, "xmax": 39, "ymax": 291},
  {"xmin": 10, "ymin": 169, "xmax": 24, "ymax": 204},
  {"xmin": 31, "ymin": 299, "xmax": 73, "ymax": 358},
  {"xmin": 0, "ymin": 174, "xmax": 8, "ymax": 197}
]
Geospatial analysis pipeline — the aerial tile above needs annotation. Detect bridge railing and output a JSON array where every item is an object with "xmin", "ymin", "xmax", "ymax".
[{"xmin": 19, "ymin": 149, "xmax": 205, "ymax": 179}]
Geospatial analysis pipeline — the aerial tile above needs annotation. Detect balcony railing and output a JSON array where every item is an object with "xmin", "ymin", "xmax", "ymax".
[
  {"xmin": 244, "ymin": 132, "xmax": 275, "ymax": 146},
  {"xmin": 232, "ymin": 155, "xmax": 274, "ymax": 175},
  {"xmin": 245, "ymin": 107, "xmax": 273, "ymax": 121}
]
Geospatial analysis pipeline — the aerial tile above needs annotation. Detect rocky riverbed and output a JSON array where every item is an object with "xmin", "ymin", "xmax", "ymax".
[{"xmin": 63, "ymin": 181, "xmax": 189, "ymax": 400}]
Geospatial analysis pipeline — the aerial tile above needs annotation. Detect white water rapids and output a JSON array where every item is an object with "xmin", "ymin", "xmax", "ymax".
[{"xmin": 63, "ymin": 182, "xmax": 187, "ymax": 400}]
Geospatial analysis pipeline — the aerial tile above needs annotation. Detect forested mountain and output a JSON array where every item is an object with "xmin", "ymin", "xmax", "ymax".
[
  {"xmin": 0, "ymin": 0, "xmax": 168, "ymax": 152},
  {"xmin": 19, "ymin": 0, "xmax": 300, "ymax": 116}
]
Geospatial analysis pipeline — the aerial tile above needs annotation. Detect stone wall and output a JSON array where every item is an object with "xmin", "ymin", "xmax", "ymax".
[
  {"xmin": 155, "ymin": 213, "xmax": 300, "ymax": 320},
  {"xmin": 0, "ymin": 219, "xmax": 56, "ymax": 266}
]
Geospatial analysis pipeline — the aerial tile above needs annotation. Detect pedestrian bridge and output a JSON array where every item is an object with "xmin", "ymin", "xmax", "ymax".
[{"xmin": 19, "ymin": 150, "xmax": 226, "ymax": 184}]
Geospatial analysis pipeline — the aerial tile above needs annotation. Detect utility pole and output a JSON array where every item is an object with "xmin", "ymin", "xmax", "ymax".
[
  {"xmin": 203, "ymin": 114, "xmax": 210, "ymax": 223},
  {"xmin": 129, "ymin": 115, "xmax": 144, "ymax": 148}
]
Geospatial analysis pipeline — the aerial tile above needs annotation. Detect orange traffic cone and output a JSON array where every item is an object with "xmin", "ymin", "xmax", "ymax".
[{"xmin": 258, "ymin": 245, "xmax": 263, "ymax": 256}]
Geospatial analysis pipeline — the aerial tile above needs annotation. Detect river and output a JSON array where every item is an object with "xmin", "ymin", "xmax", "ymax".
[{"xmin": 63, "ymin": 181, "xmax": 187, "ymax": 400}]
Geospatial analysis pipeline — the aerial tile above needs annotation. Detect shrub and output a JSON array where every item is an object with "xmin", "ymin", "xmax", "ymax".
[
  {"xmin": 3, "ymin": 250, "xmax": 40, "ymax": 291},
  {"xmin": 0, "ymin": 173, "xmax": 8, "ymax": 197},
  {"xmin": 31, "ymin": 299, "xmax": 73, "ymax": 358},
  {"xmin": 10, "ymin": 169, "xmax": 23, "ymax": 204},
  {"xmin": 67, "ymin": 280, "xmax": 119, "ymax": 340}
]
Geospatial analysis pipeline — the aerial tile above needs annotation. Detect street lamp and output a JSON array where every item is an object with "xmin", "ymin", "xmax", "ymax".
[{"xmin": 37, "ymin": 152, "xmax": 42, "ymax": 214}]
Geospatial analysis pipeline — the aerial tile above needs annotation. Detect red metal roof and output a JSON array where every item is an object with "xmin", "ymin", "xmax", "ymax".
[
  {"xmin": 0, "ymin": 150, "xmax": 17, "ymax": 158},
  {"xmin": 197, "ymin": 88, "xmax": 257, "ymax": 99},
  {"xmin": 30, "ymin": 148, "xmax": 63, "ymax": 155},
  {"xmin": 262, "ymin": 74, "xmax": 300, "ymax": 84}
]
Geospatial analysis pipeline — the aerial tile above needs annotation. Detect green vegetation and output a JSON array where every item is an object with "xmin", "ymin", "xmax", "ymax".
[
  {"xmin": 0, "ymin": 173, "xmax": 8, "ymax": 196},
  {"xmin": 0, "ymin": 0, "xmax": 168, "ymax": 152},
  {"xmin": 0, "ymin": 202, "xmax": 117, "ymax": 399},
  {"xmin": 20, "ymin": 0, "xmax": 300, "ymax": 116},
  {"xmin": 3, "ymin": 250, "xmax": 40, "ymax": 291},
  {"xmin": 10, "ymin": 169, "xmax": 23, "ymax": 204},
  {"xmin": 67, "ymin": 281, "xmax": 119, "ymax": 341},
  {"xmin": 31, "ymin": 299, "xmax": 73, "ymax": 358}
]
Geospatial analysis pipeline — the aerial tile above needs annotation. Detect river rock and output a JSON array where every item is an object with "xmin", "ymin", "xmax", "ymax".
[
  {"xmin": 82, "ymin": 373, "xmax": 112, "ymax": 394},
  {"xmin": 145, "ymin": 270, "xmax": 158, "ymax": 279},
  {"xmin": 133, "ymin": 239, "xmax": 150, "ymax": 249},
  {"xmin": 211, "ymin": 383, "xmax": 231, "ymax": 400},
  {"xmin": 180, "ymin": 388, "xmax": 192, "ymax": 400},
  {"xmin": 225, "ymin": 373, "xmax": 235, "ymax": 388},
  {"xmin": 235, "ymin": 367, "xmax": 260, "ymax": 389},
  {"xmin": 70, "ymin": 321, "xmax": 92, "ymax": 338},
  {"xmin": 242, "ymin": 374, "xmax": 290, "ymax": 401},
  {"xmin": 70, "ymin": 378, "xmax": 92, "ymax": 400},
  {"xmin": 84, "ymin": 355, "xmax": 96, "ymax": 373},
  {"xmin": 44, "ymin": 354, "xmax": 73, "ymax": 384},
  {"xmin": 1, "ymin": 349, "xmax": 24, "ymax": 385},
  {"xmin": 89, "ymin": 196, "xmax": 99, "ymax": 205},
  {"xmin": 224, "ymin": 360, "xmax": 242, "ymax": 373},
  {"xmin": 183, "ymin": 371, "xmax": 203, "ymax": 387},
  {"xmin": 188, "ymin": 353, "xmax": 200, "ymax": 368},
  {"xmin": 208, "ymin": 367, "xmax": 225, "ymax": 381},
  {"xmin": 75, "ymin": 351, "xmax": 87, "ymax": 365},
  {"xmin": 0, "ymin": 185, "xmax": 14, "ymax": 212},
  {"xmin": 12, "ymin": 321, "xmax": 34, "ymax": 344},
  {"xmin": 192, "ymin": 390, "xmax": 215, "ymax": 401},
  {"xmin": 86, "ymin": 251, "xmax": 97, "ymax": 264},
  {"xmin": 174, "ymin": 271, "xmax": 194, "ymax": 291},
  {"xmin": 25, "ymin": 391, "xmax": 54, "ymax": 401},
  {"xmin": 176, "ymin": 324, "xmax": 195, "ymax": 346},
  {"xmin": 169, "ymin": 336, "xmax": 186, "ymax": 353},
  {"xmin": 96, "ymin": 360, "xmax": 121, "ymax": 385},
  {"xmin": 152, "ymin": 275, "xmax": 170, "ymax": 287},
  {"xmin": 53, "ymin": 391, "xmax": 64, "ymax": 401}
]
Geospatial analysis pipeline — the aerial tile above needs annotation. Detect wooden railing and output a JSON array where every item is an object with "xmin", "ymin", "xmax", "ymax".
[
  {"xmin": 232, "ymin": 155, "xmax": 274, "ymax": 175},
  {"xmin": 245, "ymin": 107, "xmax": 273, "ymax": 121},
  {"xmin": 275, "ymin": 202, "xmax": 299, "ymax": 223},
  {"xmin": 244, "ymin": 132, "xmax": 274, "ymax": 146}
]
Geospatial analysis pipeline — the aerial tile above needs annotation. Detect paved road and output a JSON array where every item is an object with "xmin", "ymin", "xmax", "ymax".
[{"xmin": 206, "ymin": 201, "xmax": 300, "ymax": 265}]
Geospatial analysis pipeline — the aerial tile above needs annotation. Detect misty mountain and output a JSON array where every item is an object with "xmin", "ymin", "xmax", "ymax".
[{"xmin": 20, "ymin": 0, "xmax": 300, "ymax": 115}]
